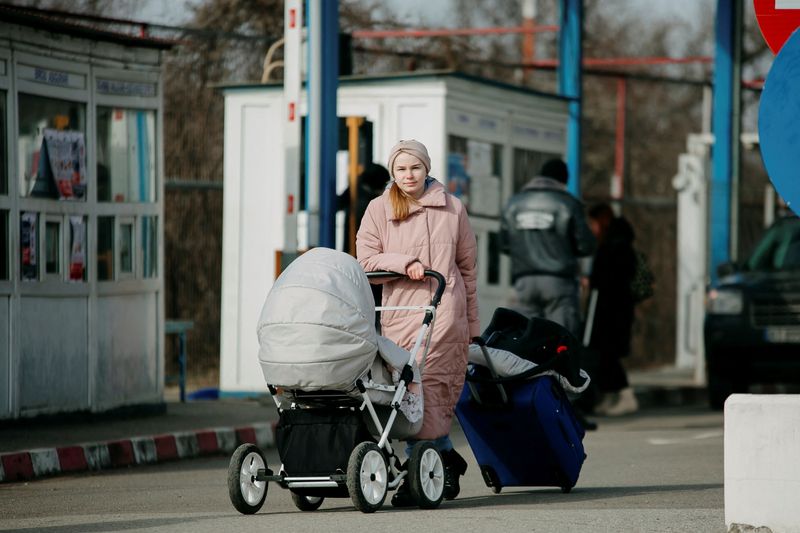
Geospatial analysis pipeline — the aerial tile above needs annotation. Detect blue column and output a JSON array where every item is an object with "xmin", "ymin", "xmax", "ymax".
[
  {"xmin": 558, "ymin": 0, "xmax": 583, "ymax": 196},
  {"xmin": 711, "ymin": 0, "xmax": 742, "ymax": 280},
  {"xmin": 319, "ymin": 0, "xmax": 339, "ymax": 249}
]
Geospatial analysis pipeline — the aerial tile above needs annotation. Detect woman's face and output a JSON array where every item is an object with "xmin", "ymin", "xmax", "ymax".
[
  {"xmin": 393, "ymin": 152, "xmax": 427, "ymax": 199},
  {"xmin": 589, "ymin": 218, "xmax": 601, "ymax": 239}
]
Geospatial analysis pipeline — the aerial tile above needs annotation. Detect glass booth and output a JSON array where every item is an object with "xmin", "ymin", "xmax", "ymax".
[{"xmin": 0, "ymin": 17, "xmax": 168, "ymax": 419}]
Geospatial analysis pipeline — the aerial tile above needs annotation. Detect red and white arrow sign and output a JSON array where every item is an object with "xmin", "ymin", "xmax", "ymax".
[{"xmin": 755, "ymin": 0, "xmax": 800, "ymax": 54}]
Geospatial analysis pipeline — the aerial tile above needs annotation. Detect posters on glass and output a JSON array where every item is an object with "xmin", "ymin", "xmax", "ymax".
[
  {"xmin": 21, "ymin": 212, "xmax": 37, "ymax": 281},
  {"xmin": 41, "ymin": 129, "xmax": 87, "ymax": 200},
  {"xmin": 447, "ymin": 153, "xmax": 470, "ymax": 208},
  {"xmin": 69, "ymin": 216, "xmax": 85, "ymax": 281},
  {"xmin": 465, "ymin": 140, "xmax": 501, "ymax": 217}
]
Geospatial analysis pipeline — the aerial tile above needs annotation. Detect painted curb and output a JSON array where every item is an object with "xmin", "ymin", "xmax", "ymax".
[{"xmin": 0, "ymin": 422, "xmax": 274, "ymax": 484}]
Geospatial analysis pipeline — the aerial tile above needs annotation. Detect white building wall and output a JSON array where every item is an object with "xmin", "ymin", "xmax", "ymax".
[
  {"xmin": 19, "ymin": 297, "xmax": 89, "ymax": 412},
  {"xmin": 95, "ymin": 293, "xmax": 158, "ymax": 408},
  {"xmin": 0, "ymin": 297, "xmax": 8, "ymax": 416},
  {"xmin": 220, "ymin": 93, "xmax": 285, "ymax": 394}
]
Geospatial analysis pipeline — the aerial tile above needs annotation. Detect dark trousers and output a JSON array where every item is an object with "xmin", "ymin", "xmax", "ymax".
[{"xmin": 597, "ymin": 353, "xmax": 629, "ymax": 393}]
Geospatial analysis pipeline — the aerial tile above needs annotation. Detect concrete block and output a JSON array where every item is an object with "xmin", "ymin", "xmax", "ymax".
[{"xmin": 725, "ymin": 394, "xmax": 800, "ymax": 532}]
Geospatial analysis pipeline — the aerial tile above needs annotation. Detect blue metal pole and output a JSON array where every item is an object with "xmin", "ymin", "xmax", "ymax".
[
  {"xmin": 319, "ymin": 0, "xmax": 338, "ymax": 249},
  {"xmin": 711, "ymin": 0, "xmax": 742, "ymax": 280},
  {"xmin": 559, "ymin": 0, "xmax": 583, "ymax": 197},
  {"xmin": 178, "ymin": 331, "xmax": 186, "ymax": 403}
]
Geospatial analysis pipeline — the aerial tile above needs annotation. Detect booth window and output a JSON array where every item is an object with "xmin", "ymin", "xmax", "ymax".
[
  {"xmin": 69, "ymin": 216, "xmax": 87, "ymax": 282},
  {"xmin": 1, "ymin": 91, "xmax": 7, "ymax": 195},
  {"xmin": 96, "ymin": 107, "xmax": 156, "ymax": 203},
  {"xmin": 17, "ymin": 93, "xmax": 86, "ymax": 199},
  {"xmin": 119, "ymin": 219, "xmax": 134, "ymax": 276},
  {"xmin": 20, "ymin": 212, "xmax": 37, "ymax": 280},
  {"xmin": 0, "ymin": 210, "xmax": 8, "ymax": 280},
  {"xmin": 44, "ymin": 217, "xmax": 62, "ymax": 277},
  {"xmin": 513, "ymin": 148, "xmax": 562, "ymax": 194},
  {"xmin": 487, "ymin": 232, "xmax": 501, "ymax": 285},
  {"xmin": 448, "ymin": 135, "xmax": 503, "ymax": 216},
  {"xmin": 97, "ymin": 216, "xmax": 114, "ymax": 280},
  {"xmin": 142, "ymin": 216, "xmax": 157, "ymax": 278}
]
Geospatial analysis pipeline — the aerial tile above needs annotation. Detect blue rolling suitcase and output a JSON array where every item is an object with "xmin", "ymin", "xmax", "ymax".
[{"xmin": 455, "ymin": 361, "xmax": 587, "ymax": 493}]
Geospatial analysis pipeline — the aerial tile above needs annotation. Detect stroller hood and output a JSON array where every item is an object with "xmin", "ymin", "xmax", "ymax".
[{"xmin": 257, "ymin": 247, "xmax": 378, "ymax": 390}]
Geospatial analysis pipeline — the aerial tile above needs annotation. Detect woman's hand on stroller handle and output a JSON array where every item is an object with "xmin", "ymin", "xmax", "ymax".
[
  {"xmin": 406, "ymin": 260, "xmax": 425, "ymax": 280},
  {"xmin": 365, "ymin": 270, "xmax": 446, "ymax": 308}
]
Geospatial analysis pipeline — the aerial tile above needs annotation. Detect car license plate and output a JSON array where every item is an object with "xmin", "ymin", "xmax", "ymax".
[{"xmin": 765, "ymin": 327, "xmax": 800, "ymax": 343}]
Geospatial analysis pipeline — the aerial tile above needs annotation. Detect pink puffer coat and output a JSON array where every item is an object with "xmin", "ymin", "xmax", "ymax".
[{"xmin": 357, "ymin": 180, "xmax": 479, "ymax": 440}]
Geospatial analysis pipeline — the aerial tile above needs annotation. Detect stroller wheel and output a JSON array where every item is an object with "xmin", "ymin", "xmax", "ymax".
[
  {"xmin": 408, "ymin": 442, "xmax": 444, "ymax": 509},
  {"xmin": 347, "ymin": 441, "xmax": 388, "ymax": 513},
  {"xmin": 291, "ymin": 492, "xmax": 325, "ymax": 511},
  {"xmin": 227, "ymin": 443, "xmax": 268, "ymax": 514}
]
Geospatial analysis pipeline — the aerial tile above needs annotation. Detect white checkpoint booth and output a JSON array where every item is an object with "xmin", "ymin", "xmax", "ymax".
[{"xmin": 219, "ymin": 70, "xmax": 569, "ymax": 395}]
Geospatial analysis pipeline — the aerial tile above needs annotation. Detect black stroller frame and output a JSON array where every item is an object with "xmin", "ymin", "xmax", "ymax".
[{"xmin": 227, "ymin": 270, "xmax": 447, "ymax": 514}]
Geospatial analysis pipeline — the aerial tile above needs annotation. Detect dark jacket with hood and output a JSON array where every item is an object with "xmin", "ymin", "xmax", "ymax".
[{"xmin": 500, "ymin": 176, "xmax": 596, "ymax": 281}]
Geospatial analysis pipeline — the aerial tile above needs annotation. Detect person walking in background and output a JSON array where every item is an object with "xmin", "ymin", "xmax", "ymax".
[
  {"xmin": 356, "ymin": 139, "xmax": 479, "ymax": 506},
  {"xmin": 337, "ymin": 162, "xmax": 391, "ymax": 254},
  {"xmin": 339, "ymin": 163, "xmax": 391, "ymax": 329},
  {"xmin": 499, "ymin": 158, "xmax": 596, "ymax": 337},
  {"xmin": 586, "ymin": 203, "xmax": 639, "ymax": 416}
]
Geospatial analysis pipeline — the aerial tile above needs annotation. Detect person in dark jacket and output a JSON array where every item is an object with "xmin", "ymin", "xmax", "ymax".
[
  {"xmin": 499, "ymin": 158, "xmax": 596, "ymax": 336},
  {"xmin": 587, "ymin": 203, "xmax": 638, "ymax": 416},
  {"xmin": 338, "ymin": 163, "xmax": 391, "ymax": 254}
]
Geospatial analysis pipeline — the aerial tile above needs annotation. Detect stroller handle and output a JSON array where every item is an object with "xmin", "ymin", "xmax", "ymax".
[{"xmin": 366, "ymin": 270, "xmax": 446, "ymax": 308}]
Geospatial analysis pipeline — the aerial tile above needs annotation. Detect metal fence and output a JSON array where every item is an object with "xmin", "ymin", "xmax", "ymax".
[{"xmin": 164, "ymin": 179, "xmax": 224, "ymax": 387}]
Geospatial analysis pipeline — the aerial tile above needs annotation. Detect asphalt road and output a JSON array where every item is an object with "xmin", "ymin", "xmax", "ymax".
[{"xmin": 0, "ymin": 406, "xmax": 725, "ymax": 533}]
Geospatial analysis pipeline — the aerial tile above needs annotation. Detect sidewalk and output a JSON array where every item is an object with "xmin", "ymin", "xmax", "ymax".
[
  {"xmin": 0, "ymin": 395, "xmax": 278, "ymax": 484},
  {"xmin": 0, "ymin": 366, "xmax": 707, "ymax": 484},
  {"xmin": 629, "ymin": 365, "xmax": 707, "ymax": 408}
]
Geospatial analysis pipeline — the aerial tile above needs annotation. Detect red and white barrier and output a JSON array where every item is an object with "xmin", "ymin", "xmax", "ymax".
[{"xmin": 0, "ymin": 422, "xmax": 276, "ymax": 483}]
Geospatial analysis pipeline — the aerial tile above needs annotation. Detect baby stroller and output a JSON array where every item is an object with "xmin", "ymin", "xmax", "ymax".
[
  {"xmin": 456, "ymin": 307, "xmax": 591, "ymax": 494},
  {"xmin": 227, "ymin": 248, "xmax": 447, "ymax": 514}
]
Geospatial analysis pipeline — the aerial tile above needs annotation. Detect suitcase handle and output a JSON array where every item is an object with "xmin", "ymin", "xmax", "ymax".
[{"xmin": 468, "ymin": 336, "xmax": 509, "ymax": 405}]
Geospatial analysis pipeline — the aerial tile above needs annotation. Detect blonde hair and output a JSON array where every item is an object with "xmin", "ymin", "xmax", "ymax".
[{"xmin": 389, "ymin": 182, "xmax": 419, "ymax": 221}]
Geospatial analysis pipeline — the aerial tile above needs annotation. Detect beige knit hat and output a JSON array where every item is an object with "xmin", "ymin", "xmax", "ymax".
[{"xmin": 387, "ymin": 139, "xmax": 431, "ymax": 177}]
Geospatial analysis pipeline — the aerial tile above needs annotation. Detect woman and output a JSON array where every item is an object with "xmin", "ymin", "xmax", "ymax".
[
  {"xmin": 587, "ymin": 203, "xmax": 639, "ymax": 416},
  {"xmin": 357, "ymin": 139, "xmax": 479, "ymax": 506}
]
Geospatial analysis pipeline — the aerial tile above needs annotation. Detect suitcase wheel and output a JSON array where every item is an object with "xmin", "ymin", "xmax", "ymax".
[{"xmin": 480, "ymin": 465, "xmax": 502, "ymax": 494}]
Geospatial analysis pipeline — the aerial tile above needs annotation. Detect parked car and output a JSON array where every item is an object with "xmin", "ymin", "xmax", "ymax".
[{"xmin": 705, "ymin": 215, "xmax": 800, "ymax": 409}]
